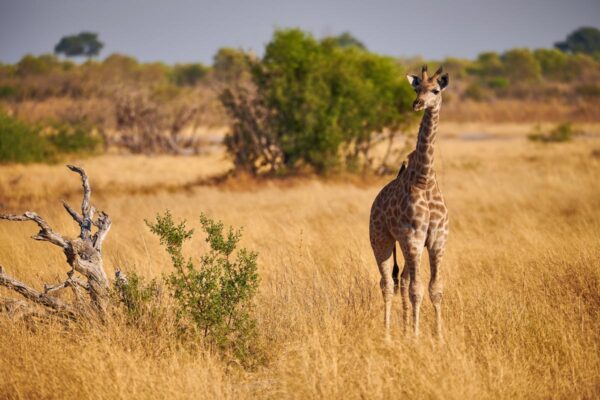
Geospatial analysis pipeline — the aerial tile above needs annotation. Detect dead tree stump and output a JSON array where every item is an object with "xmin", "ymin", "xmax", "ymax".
[{"xmin": 0, "ymin": 165, "xmax": 111, "ymax": 319}]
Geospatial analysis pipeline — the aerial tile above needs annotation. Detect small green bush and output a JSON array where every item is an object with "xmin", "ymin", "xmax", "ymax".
[
  {"xmin": 146, "ymin": 211, "xmax": 260, "ymax": 364},
  {"xmin": 171, "ymin": 63, "xmax": 208, "ymax": 86},
  {"xmin": 0, "ymin": 112, "xmax": 54, "ymax": 163},
  {"xmin": 488, "ymin": 77, "xmax": 509, "ymax": 90},
  {"xmin": 48, "ymin": 122, "xmax": 101, "ymax": 154},
  {"xmin": 464, "ymin": 83, "xmax": 487, "ymax": 101},
  {"xmin": 0, "ymin": 113, "xmax": 101, "ymax": 163},
  {"xmin": 528, "ymin": 123, "xmax": 575, "ymax": 143},
  {"xmin": 0, "ymin": 85, "xmax": 17, "ymax": 99}
]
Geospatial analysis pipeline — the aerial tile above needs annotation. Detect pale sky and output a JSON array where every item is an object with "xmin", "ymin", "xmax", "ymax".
[{"xmin": 0, "ymin": 0, "xmax": 599, "ymax": 65}]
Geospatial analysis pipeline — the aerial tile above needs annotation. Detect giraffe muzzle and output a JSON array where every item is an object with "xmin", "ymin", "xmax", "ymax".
[{"xmin": 413, "ymin": 100, "xmax": 425, "ymax": 111}]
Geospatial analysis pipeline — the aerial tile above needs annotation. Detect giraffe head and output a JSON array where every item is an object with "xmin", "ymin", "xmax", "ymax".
[{"xmin": 406, "ymin": 65, "xmax": 449, "ymax": 111}]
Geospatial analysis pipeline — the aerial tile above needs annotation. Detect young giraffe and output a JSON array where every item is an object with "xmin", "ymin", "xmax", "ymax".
[{"xmin": 369, "ymin": 65, "xmax": 449, "ymax": 337}]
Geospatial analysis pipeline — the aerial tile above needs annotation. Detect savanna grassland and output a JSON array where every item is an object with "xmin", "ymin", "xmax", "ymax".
[{"xmin": 1, "ymin": 124, "xmax": 600, "ymax": 399}]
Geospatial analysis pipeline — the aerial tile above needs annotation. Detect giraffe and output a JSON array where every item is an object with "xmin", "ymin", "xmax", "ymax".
[{"xmin": 369, "ymin": 65, "xmax": 450, "ymax": 337}]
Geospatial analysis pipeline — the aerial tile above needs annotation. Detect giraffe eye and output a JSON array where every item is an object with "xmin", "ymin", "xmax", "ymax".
[{"xmin": 432, "ymin": 89, "xmax": 440, "ymax": 95}]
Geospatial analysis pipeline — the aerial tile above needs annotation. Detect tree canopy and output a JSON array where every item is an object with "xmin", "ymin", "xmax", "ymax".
[
  {"xmin": 222, "ymin": 29, "xmax": 415, "ymax": 174},
  {"xmin": 324, "ymin": 32, "xmax": 367, "ymax": 50},
  {"xmin": 555, "ymin": 27, "xmax": 600, "ymax": 55},
  {"xmin": 54, "ymin": 32, "xmax": 104, "ymax": 58}
]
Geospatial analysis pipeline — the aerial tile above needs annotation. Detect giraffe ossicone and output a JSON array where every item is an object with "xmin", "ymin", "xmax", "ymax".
[{"xmin": 369, "ymin": 65, "xmax": 450, "ymax": 338}]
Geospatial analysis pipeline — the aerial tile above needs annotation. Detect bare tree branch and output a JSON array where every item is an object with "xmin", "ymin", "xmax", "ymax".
[
  {"xmin": 66, "ymin": 165, "xmax": 93, "ymax": 239},
  {"xmin": 66, "ymin": 165, "xmax": 92, "ymax": 218},
  {"xmin": 43, "ymin": 275, "xmax": 87, "ymax": 292},
  {"xmin": 62, "ymin": 201, "xmax": 83, "ymax": 225},
  {"xmin": 0, "ymin": 165, "xmax": 112, "ymax": 319},
  {"xmin": 92, "ymin": 212, "xmax": 111, "ymax": 251},
  {"xmin": 0, "ymin": 212, "xmax": 68, "ymax": 248},
  {"xmin": 0, "ymin": 265, "xmax": 74, "ymax": 314}
]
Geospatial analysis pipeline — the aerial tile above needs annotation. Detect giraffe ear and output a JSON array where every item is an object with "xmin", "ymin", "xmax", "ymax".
[
  {"xmin": 437, "ymin": 73, "xmax": 449, "ymax": 90},
  {"xmin": 406, "ymin": 75, "xmax": 420, "ymax": 88}
]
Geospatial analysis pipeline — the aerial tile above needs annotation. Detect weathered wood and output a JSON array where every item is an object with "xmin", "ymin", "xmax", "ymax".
[
  {"xmin": 92, "ymin": 211, "xmax": 111, "ymax": 251},
  {"xmin": 0, "ymin": 165, "xmax": 112, "ymax": 319},
  {"xmin": 62, "ymin": 200, "xmax": 83, "ymax": 225},
  {"xmin": 0, "ymin": 266, "xmax": 73, "ymax": 314},
  {"xmin": 0, "ymin": 212, "xmax": 68, "ymax": 248}
]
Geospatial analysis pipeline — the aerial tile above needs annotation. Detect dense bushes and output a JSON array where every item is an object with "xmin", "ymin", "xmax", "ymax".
[
  {"xmin": 0, "ymin": 112, "xmax": 101, "ymax": 163},
  {"xmin": 1, "ymin": 27, "xmax": 600, "ymax": 164},
  {"xmin": 528, "ymin": 123, "xmax": 576, "ymax": 143},
  {"xmin": 0, "ymin": 112, "xmax": 53, "ymax": 163},
  {"xmin": 222, "ymin": 29, "xmax": 415, "ymax": 174}
]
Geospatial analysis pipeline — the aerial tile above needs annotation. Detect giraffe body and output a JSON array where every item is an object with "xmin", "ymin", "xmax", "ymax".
[{"xmin": 369, "ymin": 65, "xmax": 449, "ymax": 337}]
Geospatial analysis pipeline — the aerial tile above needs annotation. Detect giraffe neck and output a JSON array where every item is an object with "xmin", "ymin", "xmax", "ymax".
[{"xmin": 411, "ymin": 102, "xmax": 441, "ymax": 187}]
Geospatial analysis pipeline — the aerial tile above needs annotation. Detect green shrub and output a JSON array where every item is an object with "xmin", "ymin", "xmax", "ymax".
[
  {"xmin": 222, "ymin": 28, "xmax": 415, "ymax": 174},
  {"xmin": 213, "ymin": 47, "xmax": 253, "ymax": 83},
  {"xmin": 146, "ymin": 211, "xmax": 260, "ymax": 364},
  {"xmin": 464, "ymin": 83, "xmax": 487, "ymax": 101},
  {"xmin": 528, "ymin": 123, "xmax": 575, "ymax": 143},
  {"xmin": 488, "ymin": 77, "xmax": 509, "ymax": 90},
  {"xmin": 0, "ymin": 113, "xmax": 101, "ymax": 163},
  {"xmin": 171, "ymin": 63, "xmax": 208, "ymax": 86},
  {"xmin": 534, "ymin": 49, "xmax": 568, "ymax": 80},
  {"xmin": 0, "ymin": 85, "xmax": 17, "ymax": 99},
  {"xmin": 322, "ymin": 32, "xmax": 367, "ymax": 50},
  {"xmin": 502, "ymin": 49, "xmax": 541, "ymax": 83},
  {"xmin": 48, "ymin": 122, "xmax": 101, "ymax": 154},
  {"xmin": 470, "ymin": 52, "xmax": 504, "ymax": 77},
  {"xmin": 0, "ymin": 112, "xmax": 54, "ymax": 163},
  {"xmin": 113, "ymin": 271, "xmax": 161, "ymax": 323},
  {"xmin": 16, "ymin": 54, "xmax": 62, "ymax": 76}
]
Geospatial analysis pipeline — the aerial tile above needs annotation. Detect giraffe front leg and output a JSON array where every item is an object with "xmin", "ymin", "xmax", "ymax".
[
  {"xmin": 399, "ymin": 236, "xmax": 425, "ymax": 338},
  {"xmin": 428, "ymin": 243, "xmax": 446, "ymax": 340},
  {"xmin": 409, "ymin": 261, "xmax": 424, "ymax": 337}
]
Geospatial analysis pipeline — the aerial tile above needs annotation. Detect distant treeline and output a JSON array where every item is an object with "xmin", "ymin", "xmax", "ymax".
[
  {"xmin": 1, "ymin": 45, "xmax": 599, "ymax": 103},
  {"xmin": 1, "ymin": 28, "xmax": 600, "ymax": 167}
]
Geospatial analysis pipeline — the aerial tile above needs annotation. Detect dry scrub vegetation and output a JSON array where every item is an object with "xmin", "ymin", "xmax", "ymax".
[{"xmin": 0, "ymin": 129, "xmax": 599, "ymax": 399}]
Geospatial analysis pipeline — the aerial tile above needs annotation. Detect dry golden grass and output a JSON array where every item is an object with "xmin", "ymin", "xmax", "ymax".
[
  {"xmin": 444, "ymin": 98, "xmax": 600, "ymax": 123},
  {"xmin": 1, "ymin": 127, "xmax": 599, "ymax": 399}
]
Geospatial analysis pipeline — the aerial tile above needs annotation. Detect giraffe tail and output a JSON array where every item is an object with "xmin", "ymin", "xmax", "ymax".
[{"xmin": 392, "ymin": 243, "xmax": 400, "ymax": 294}]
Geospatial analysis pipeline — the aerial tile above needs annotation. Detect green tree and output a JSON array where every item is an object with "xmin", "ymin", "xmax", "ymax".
[
  {"xmin": 472, "ymin": 52, "xmax": 504, "ymax": 77},
  {"xmin": 502, "ymin": 49, "xmax": 541, "ymax": 83},
  {"xmin": 555, "ymin": 27, "xmax": 600, "ymax": 54},
  {"xmin": 223, "ymin": 28, "xmax": 414, "ymax": 174},
  {"xmin": 213, "ymin": 47, "xmax": 253, "ymax": 83},
  {"xmin": 54, "ymin": 32, "xmax": 104, "ymax": 59},
  {"xmin": 171, "ymin": 63, "xmax": 208, "ymax": 86},
  {"xmin": 533, "ymin": 49, "xmax": 568, "ymax": 80},
  {"xmin": 0, "ymin": 112, "xmax": 53, "ymax": 163},
  {"xmin": 324, "ymin": 32, "xmax": 367, "ymax": 50},
  {"xmin": 16, "ymin": 54, "xmax": 62, "ymax": 76}
]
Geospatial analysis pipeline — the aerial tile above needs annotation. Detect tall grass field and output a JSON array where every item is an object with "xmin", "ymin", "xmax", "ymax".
[{"xmin": 0, "ymin": 126, "xmax": 599, "ymax": 399}]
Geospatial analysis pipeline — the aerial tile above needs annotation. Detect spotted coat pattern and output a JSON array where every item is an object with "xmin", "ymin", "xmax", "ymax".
[{"xmin": 369, "ymin": 67, "xmax": 449, "ymax": 337}]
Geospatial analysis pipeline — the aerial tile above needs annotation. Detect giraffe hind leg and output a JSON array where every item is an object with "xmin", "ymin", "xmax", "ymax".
[{"xmin": 372, "ymin": 237, "xmax": 395, "ymax": 332}]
